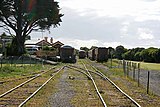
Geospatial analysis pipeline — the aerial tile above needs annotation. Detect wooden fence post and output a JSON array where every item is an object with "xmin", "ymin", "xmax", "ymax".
[
  {"xmin": 137, "ymin": 63, "xmax": 140, "ymax": 87},
  {"xmin": 133, "ymin": 63, "xmax": 136, "ymax": 80},
  {"xmin": 147, "ymin": 71, "xmax": 150, "ymax": 94},
  {"xmin": 127, "ymin": 62, "xmax": 129, "ymax": 76},
  {"xmin": 123, "ymin": 59, "xmax": 126, "ymax": 76},
  {"xmin": 0, "ymin": 58, "xmax": 2, "ymax": 68}
]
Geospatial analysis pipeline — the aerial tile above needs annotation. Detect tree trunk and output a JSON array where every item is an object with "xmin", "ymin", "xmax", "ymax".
[
  {"xmin": 9, "ymin": 0, "xmax": 26, "ymax": 56},
  {"xmin": 11, "ymin": 0, "xmax": 25, "ymax": 56},
  {"xmin": 9, "ymin": 35, "xmax": 26, "ymax": 56}
]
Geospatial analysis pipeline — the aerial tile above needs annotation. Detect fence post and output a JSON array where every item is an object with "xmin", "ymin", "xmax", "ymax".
[
  {"xmin": 21, "ymin": 56, "xmax": 24, "ymax": 66},
  {"xmin": 118, "ymin": 60, "xmax": 120, "ymax": 68},
  {"xmin": 110, "ymin": 58, "xmax": 112, "ymax": 68},
  {"xmin": 123, "ymin": 59, "xmax": 126, "ymax": 76},
  {"xmin": 127, "ymin": 62, "xmax": 129, "ymax": 76},
  {"xmin": 147, "ymin": 71, "xmax": 150, "ymax": 94},
  {"xmin": 11, "ymin": 56, "xmax": 13, "ymax": 66},
  {"xmin": 29, "ymin": 55, "xmax": 31, "ymax": 66},
  {"xmin": 0, "ymin": 58, "xmax": 2, "ymax": 68},
  {"xmin": 133, "ymin": 64, "xmax": 135, "ymax": 80},
  {"xmin": 137, "ymin": 63, "xmax": 140, "ymax": 87}
]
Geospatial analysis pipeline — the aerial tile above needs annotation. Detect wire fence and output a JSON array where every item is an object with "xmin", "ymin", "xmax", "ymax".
[
  {"xmin": 117, "ymin": 60, "xmax": 160, "ymax": 96},
  {"xmin": 0, "ymin": 55, "xmax": 43, "ymax": 68}
]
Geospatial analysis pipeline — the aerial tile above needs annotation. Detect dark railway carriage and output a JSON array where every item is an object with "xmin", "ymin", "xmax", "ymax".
[
  {"xmin": 95, "ymin": 47, "xmax": 108, "ymax": 62},
  {"xmin": 88, "ymin": 49, "xmax": 95, "ymax": 60},
  {"xmin": 86, "ymin": 51, "xmax": 88, "ymax": 58},
  {"xmin": 79, "ymin": 50, "xmax": 86, "ymax": 59},
  {"xmin": 60, "ymin": 45, "xmax": 76, "ymax": 63}
]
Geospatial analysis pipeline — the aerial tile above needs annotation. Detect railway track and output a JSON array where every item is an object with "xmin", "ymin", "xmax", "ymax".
[
  {"xmin": 0, "ymin": 59, "xmax": 142, "ymax": 106},
  {"xmin": 0, "ymin": 67, "xmax": 56, "ymax": 95},
  {"xmin": 73, "ymin": 59, "xmax": 141, "ymax": 107},
  {"xmin": 89, "ymin": 64, "xmax": 141, "ymax": 107},
  {"xmin": 0, "ymin": 70, "xmax": 48, "ymax": 84},
  {"xmin": 0, "ymin": 70, "xmax": 49, "ymax": 95},
  {"xmin": 0, "ymin": 66, "xmax": 64, "ymax": 107},
  {"xmin": 80, "ymin": 61, "xmax": 107, "ymax": 107},
  {"xmin": 64, "ymin": 65, "xmax": 104, "ymax": 106}
]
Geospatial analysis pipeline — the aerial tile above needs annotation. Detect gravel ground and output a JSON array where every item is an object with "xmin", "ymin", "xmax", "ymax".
[{"xmin": 47, "ymin": 68, "xmax": 75, "ymax": 107}]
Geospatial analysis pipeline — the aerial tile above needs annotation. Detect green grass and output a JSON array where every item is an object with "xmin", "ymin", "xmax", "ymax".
[
  {"xmin": 106, "ymin": 59, "xmax": 120, "ymax": 68},
  {"xmin": 140, "ymin": 62, "xmax": 160, "ymax": 71},
  {"xmin": 0, "ymin": 64, "xmax": 49, "ymax": 77},
  {"xmin": 109, "ymin": 59, "xmax": 160, "ymax": 71}
]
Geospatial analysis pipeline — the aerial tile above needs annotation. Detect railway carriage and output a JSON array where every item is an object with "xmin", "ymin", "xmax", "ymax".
[
  {"xmin": 60, "ymin": 45, "xmax": 76, "ymax": 63},
  {"xmin": 88, "ymin": 49, "xmax": 96, "ymax": 60},
  {"xmin": 95, "ymin": 47, "xmax": 108, "ymax": 62},
  {"xmin": 79, "ymin": 50, "xmax": 86, "ymax": 59}
]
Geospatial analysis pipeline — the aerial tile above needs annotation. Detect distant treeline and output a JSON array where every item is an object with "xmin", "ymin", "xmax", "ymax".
[
  {"xmin": 113, "ymin": 46, "xmax": 160, "ymax": 63},
  {"xmin": 80, "ymin": 46, "xmax": 160, "ymax": 63}
]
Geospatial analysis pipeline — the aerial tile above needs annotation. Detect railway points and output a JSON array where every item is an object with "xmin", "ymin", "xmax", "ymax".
[{"xmin": 0, "ymin": 57, "xmax": 160, "ymax": 106}]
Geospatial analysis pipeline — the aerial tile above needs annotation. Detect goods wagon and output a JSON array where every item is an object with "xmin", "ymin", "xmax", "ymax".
[
  {"xmin": 88, "ymin": 49, "xmax": 95, "ymax": 60},
  {"xmin": 95, "ymin": 47, "xmax": 108, "ymax": 62},
  {"xmin": 79, "ymin": 50, "xmax": 86, "ymax": 59},
  {"xmin": 60, "ymin": 45, "xmax": 76, "ymax": 63}
]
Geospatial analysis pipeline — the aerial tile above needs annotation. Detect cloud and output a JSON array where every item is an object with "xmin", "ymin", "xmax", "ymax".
[
  {"xmin": 59, "ymin": 0, "xmax": 160, "ymax": 21},
  {"xmin": 55, "ymin": 38, "xmax": 99, "ymax": 49},
  {"xmin": 141, "ymin": 0, "xmax": 157, "ymax": 2},
  {"xmin": 55, "ymin": 37, "xmax": 123, "ymax": 49},
  {"xmin": 139, "ymin": 33, "xmax": 154, "ymax": 40},
  {"xmin": 50, "ymin": 7, "xmax": 126, "ymax": 41},
  {"xmin": 138, "ymin": 28, "xmax": 154, "ymax": 40},
  {"xmin": 27, "ymin": 0, "xmax": 160, "ymax": 49},
  {"xmin": 120, "ymin": 22, "xmax": 130, "ymax": 38}
]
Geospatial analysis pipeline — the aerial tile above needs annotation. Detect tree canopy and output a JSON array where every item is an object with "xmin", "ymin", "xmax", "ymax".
[
  {"xmin": 0, "ymin": 0, "xmax": 63, "ymax": 56},
  {"xmin": 115, "ymin": 45, "xmax": 127, "ymax": 60},
  {"xmin": 113, "ymin": 46, "xmax": 160, "ymax": 63},
  {"xmin": 80, "ymin": 47, "xmax": 89, "ymax": 52}
]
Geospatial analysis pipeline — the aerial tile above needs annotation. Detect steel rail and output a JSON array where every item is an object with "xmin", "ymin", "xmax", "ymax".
[
  {"xmin": 18, "ymin": 66, "xmax": 65, "ymax": 107},
  {"xmin": 0, "ymin": 67, "xmax": 55, "ymax": 84},
  {"xmin": 0, "ymin": 67, "xmax": 56, "ymax": 98},
  {"xmin": 66, "ymin": 65, "xmax": 91, "ymax": 79},
  {"xmin": 69, "ymin": 62, "xmax": 141, "ymax": 107},
  {"xmin": 69, "ymin": 63, "xmax": 141, "ymax": 107},
  {"xmin": 81, "ymin": 61, "xmax": 107, "ymax": 107},
  {"xmin": 90, "ymin": 65, "xmax": 141, "ymax": 107},
  {"xmin": 68, "ymin": 65, "xmax": 108, "ymax": 80},
  {"xmin": 0, "ymin": 75, "xmax": 35, "ymax": 84}
]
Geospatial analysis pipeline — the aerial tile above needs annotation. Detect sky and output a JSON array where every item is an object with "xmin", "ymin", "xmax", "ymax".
[{"xmin": 1, "ymin": 0, "xmax": 160, "ymax": 49}]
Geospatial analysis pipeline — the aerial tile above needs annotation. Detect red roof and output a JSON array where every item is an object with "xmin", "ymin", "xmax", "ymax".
[{"xmin": 36, "ymin": 40, "xmax": 52, "ymax": 46}]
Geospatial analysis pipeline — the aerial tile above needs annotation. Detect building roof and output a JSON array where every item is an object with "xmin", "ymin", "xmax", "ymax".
[
  {"xmin": 36, "ymin": 40, "xmax": 52, "ymax": 46},
  {"xmin": 51, "ymin": 41, "xmax": 64, "ymax": 47},
  {"xmin": 25, "ymin": 38, "xmax": 64, "ymax": 48},
  {"xmin": 25, "ymin": 39, "xmax": 42, "ymax": 45}
]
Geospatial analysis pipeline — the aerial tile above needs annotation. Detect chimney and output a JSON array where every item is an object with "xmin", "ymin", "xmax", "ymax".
[
  {"xmin": 50, "ymin": 37, "xmax": 53, "ymax": 44},
  {"xmin": 44, "ymin": 37, "xmax": 48, "ymax": 42}
]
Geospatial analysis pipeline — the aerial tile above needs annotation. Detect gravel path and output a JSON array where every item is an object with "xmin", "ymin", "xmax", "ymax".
[{"xmin": 47, "ymin": 68, "xmax": 75, "ymax": 107}]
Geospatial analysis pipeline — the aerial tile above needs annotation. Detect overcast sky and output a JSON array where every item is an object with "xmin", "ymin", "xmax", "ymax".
[{"xmin": 1, "ymin": 0, "xmax": 160, "ymax": 49}]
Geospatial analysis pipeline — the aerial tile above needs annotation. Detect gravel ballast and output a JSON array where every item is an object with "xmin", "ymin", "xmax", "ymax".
[{"xmin": 47, "ymin": 68, "xmax": 75, "ymax": 107}]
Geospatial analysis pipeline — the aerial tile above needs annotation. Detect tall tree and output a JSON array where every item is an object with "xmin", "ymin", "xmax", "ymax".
[
  {"xmin": 80, "ymin": 47, "xmax": 89, "ymax": 52},
  {"xmin": 0, "ymin": 0, "xmax": 63, "ymax": 56},
  {"xmin": 115, "ymin": 45, "xmax": 127, "ymax": 60},
  {"xmin": 108, "ymin": 47, "xmax": 115, "ymax": 58}
]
